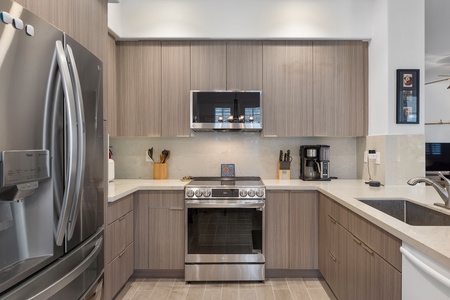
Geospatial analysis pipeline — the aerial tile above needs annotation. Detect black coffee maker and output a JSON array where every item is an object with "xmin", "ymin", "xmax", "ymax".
[{"xmin": 299, "ymin": 145, "xmax": 331, "ymax": 181}]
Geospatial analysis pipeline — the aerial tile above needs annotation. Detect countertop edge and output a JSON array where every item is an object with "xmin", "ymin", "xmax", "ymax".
[{"xmin": 108, "ymin": 178, "xmax": 450, "ymax": 270}]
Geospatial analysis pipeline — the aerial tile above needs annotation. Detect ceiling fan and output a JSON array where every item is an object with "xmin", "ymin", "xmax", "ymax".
[{"xmin": 426, "ymin": 75, "xmax": 450, "ymax": 89}]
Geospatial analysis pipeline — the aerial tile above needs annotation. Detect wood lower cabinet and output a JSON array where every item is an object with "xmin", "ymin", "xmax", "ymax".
[
  {"xmin": 319, "ymin": 194, "xmax": 401, "ymax": 300},
  {"xmin": 134, "ymin": 190, "xmax": 184, "ymax": 275},
  {"xmin": 265, "ymin": 190, "xmax": 318, "ymax": 273},
  {"xmin": 105, "ymin": 194, "xmax": 134, "ymax": 300}
]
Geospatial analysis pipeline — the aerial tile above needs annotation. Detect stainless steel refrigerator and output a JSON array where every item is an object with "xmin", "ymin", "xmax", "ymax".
[{"xmin": 0, "ymin": 0, "xmax": 105, "ymax": 299}]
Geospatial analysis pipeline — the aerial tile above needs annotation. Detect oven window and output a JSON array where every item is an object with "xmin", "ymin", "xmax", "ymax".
[{"xmin": 187, "ymin": 207, "xmax": 263, "ymax": 255}]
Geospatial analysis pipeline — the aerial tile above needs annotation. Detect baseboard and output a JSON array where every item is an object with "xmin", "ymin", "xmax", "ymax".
[
  {"xmin": 266, "ymin": 269, "xmax": 321, "ymax": 278},
  {"xmin": 132, "ymin": 269, "xmax": 184, "ymax": 278}
]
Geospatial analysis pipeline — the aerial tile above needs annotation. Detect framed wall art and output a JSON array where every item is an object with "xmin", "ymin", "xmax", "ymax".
[{"xmin": 396, "ymin": 69, "xmax": 419, "ymax": 124}]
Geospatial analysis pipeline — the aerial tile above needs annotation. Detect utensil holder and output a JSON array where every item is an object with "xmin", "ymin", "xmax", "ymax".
[
  {"xmin": 153, "ymin": 163, "xmax": 168, "ymax": 179},
  {"xmin": 277, "ymin": 161, "xmax": 291, "ymax": 180}
]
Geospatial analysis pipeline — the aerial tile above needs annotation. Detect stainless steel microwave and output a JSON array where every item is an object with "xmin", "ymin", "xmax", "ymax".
[{"xmin": 190, "ymin": 90, "xmax": 262, "ymax": 131}]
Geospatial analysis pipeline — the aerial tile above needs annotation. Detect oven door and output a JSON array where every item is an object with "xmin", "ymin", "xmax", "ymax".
[{"xmin": 185, "ymin": 200, "xmax": 264, "ymax": 264}]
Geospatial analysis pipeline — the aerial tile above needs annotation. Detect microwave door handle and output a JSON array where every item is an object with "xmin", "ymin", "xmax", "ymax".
[
  {"xmin": 65, "ymin": 44, "xmax": 85, "ymax": 240},
  {"xmin": 53, "ymin": 40, "xmax": 79, "ymax": 246}
]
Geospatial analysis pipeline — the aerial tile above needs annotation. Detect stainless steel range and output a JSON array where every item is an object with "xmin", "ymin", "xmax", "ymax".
[{"xmin": 185, "ymin": 177, "xmax": 265, "ymax": 282}]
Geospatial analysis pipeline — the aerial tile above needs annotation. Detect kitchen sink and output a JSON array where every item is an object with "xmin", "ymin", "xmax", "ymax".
[{"xmin": 356, "ymin": 198, "xmax": 450, "ymax": 226}]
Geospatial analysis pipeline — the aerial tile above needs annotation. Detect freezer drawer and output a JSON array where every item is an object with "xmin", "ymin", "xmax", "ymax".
[{"xmin": 0, "ymin": 229, "xmax": 104, "ymax": 300}]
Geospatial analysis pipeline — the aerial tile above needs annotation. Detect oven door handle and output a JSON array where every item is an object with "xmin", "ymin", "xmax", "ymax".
[{"xmin": 185, "ymin": 200, "xmax": 265, "ymax": 209}]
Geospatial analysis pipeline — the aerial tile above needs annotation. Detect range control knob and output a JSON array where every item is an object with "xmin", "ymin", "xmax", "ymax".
[
  {"xmin": 194, "ymin": 189, "xmax": 202, "ymax": 197},
  {"xmin": 248, "ymin": 189, "xmax": 256, "ymax": 197},
  {"xmin": 186, "ymin": 189, "xmax": 194, "ymax": 197},
  {"xmin": 239, "ymin": 190, "xmax": 248, "ymax": 197},
  {"xmin": 203, "ymin": 189, "xmax": 211, "ymax": 197},
  {"xmin": 256, "ymin": 189, "xmax": 265, "ymax": 198}
]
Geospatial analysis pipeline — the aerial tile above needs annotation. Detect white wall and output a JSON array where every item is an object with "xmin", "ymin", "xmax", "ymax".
[
  {"xmin": 368, "ymin": 0, "xmax": 425, "ymax": 136},
  {"xmin": 108, "ymin": 0, "xmax": 373, "ymax": 40},
  {"xmin": 425, "ymin": 83, "xmax": 450, "ymax": 142}
]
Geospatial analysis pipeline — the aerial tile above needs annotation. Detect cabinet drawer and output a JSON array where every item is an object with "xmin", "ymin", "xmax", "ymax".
[
  {"xmin": 105, "ymin": 242, "xmax": 134, "ymax": 300},
  {"xmin": 348, "ymin": 210, "xmax": 402, "ymax": 271},
  {"xmin": 145, "ymin": 191, "xmax": 184, "ymax": 209},
  {"xmin": 107, "ymin": 194, "xmax": 133, "ymax": 225},
  {"xmin": 106, "ymin": 210, "xmax": 134, "ymax": 263}
]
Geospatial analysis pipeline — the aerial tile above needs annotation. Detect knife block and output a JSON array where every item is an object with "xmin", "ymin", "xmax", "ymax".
[
  {"xmin": 277, "ymin": 161, "xmax": 290, "ymax": 180},
  {"xmin": 153, "ymin": 163, "xmax": 168, "ymax": 180}
]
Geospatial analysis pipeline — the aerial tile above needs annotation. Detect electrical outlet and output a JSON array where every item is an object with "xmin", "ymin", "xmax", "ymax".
[
  {"xmin": 368, "ymin": 150, "xmax": 376, "ymax": 160},
  {"xmin": 146, "ymin": 150, "xmax": 152, "ymax": 162}
]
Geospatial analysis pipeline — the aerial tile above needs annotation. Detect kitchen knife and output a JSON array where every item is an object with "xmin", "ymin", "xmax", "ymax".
[
  {"xmin": 286, "ymin": 150, "xmax": 290, "ymax": 161},
  {"xmin": 284, "ymin": 153, "xmax": 287, "ymax": 162},
  {"xmin": 279, "ymin": 150, "xmax": 283, "ymax": 162}
]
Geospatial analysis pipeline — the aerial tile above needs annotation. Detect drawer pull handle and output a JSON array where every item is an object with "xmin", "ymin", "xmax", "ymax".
[
  {"xmin": 352, "ymin": 236, "xmax": 362, "ymax": 245},
  {"xmin": 361, "ymin": 243, "xmax": 374, "ymax": 255},
  {"xmin": 169, "ymin": 207, "xmax": 184, "ymax": 211},
  {"xmin": 328, "ymin": 252, "xmax": 337, "ymax": 262},
  {"xmin": 119, "ymin": 215, "xmax": 126, "ymax": 221},
  {"xmin": 328, "ymin": 215, "xmax": 337, "ymax": 224},
  {"xmin": 119, "ymin": 250, "xmax": 126, "ymax": 257}
]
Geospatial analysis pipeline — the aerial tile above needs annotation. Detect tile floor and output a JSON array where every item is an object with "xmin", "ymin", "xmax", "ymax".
[{"xmin": 115, "ymin": 277, "xmax": 337, "ymax": 300}]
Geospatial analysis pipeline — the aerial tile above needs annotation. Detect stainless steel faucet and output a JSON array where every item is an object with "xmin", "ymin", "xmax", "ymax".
[{"xmin": 407, "ymin": 172, "xmax": 450, "ymax": 209}]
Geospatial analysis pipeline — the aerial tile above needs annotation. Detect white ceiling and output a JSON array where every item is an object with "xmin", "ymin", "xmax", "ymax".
[{"xmin": 425, "ymin": 0, "xmax": 450, "ymax": 81}]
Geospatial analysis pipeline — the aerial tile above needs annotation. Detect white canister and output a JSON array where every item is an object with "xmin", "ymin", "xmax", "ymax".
[{"xmin": 108, "ymin": 159, "xmax": 115, "ymax": 182}]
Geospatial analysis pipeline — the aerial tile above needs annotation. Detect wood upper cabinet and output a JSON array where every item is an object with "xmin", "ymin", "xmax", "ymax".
[
  {"xmin": 313, "ymin": 41, "xmax": 368, "ymax": 137},
  {"xmin": 107, "ymin": 34, "xmax": 118, "ymax": 136},
  {"xmin": 226, "ymin": 41, "xmax": 263, "ymax": 90},
  {"xmin": 265, "ymin": 190, "xmax": 318, "ymax": 270},
  {"xmin": 117, "ymin": 41, "xmax": 162, "ymax": 136},
  {"xmin": 262, "ymin": 41, "xmax": 314, "ymax": 137},
  {"xmin": 191, "ymin": 41, "xmax": 227, "ymax": 90},
  {"xmin": 162, "ymin": 41, "xmax": 191, "ymax": 137}
]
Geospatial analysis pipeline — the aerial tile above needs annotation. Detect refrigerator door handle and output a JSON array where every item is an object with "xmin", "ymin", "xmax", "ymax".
[
  {"xmin": 65, "ymin": 44, "xmax": 86, "ymax": 241},
  {"xmin": 28, "ymin": 236, "xmax": 103, "ymax": 300},
  {"xmin": 53, "ymin": 40, "xmax": 79, "ymax": 246}
]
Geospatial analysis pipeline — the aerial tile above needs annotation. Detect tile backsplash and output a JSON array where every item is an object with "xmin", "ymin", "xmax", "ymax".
[{"xmin": 110, "ymin": 133, "xmax": 358, "ymax": 180}]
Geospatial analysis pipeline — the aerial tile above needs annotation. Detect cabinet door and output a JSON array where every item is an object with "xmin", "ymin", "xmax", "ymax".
[
  {"xmin": 107, "ymin": 34, "xmax": 118, "ymax": 136},
  {"xmin": 134, "ymin": 191, "xmax": 150, "ymax": 269},
  {"xmin": 289, "ymin": 191, "xmax": 318, "ymax": 269},
  {"xmin": 226, "ymin": 41, "xmax": 263, "ymax": 90},
  {"xmin": 117, "ymin": 41, "xmax": 162, "ymax": 136},
  {"xmin": 162, "ymin": 41, "xmax": 191, "ymax": 137},
  {"xmin": 313, "ymin": 41, "xmax": 368, "ymax": 137},
  {"xmin": 265, "ymin": 191, "xmax": 290, "ymax": 269},
  {"xmin": 262, "ymin": 41, "xmax": 313, "ymax": 137},
  {"xmin": 147, "ymin": 191, "xmax": 185, "ymax": 270},
  {"xmin": 319, "ymin": 195, "xmax": 347, "ymax": 300},
  {"xmin": 191, "ymin": 41, "xmax": 226, "ymax": 90}
]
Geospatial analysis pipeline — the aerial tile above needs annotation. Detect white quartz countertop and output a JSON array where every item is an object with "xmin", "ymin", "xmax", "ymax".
[{"xmin": 108, "ymin": 178, "xmax": 450, "ymax": 270}]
